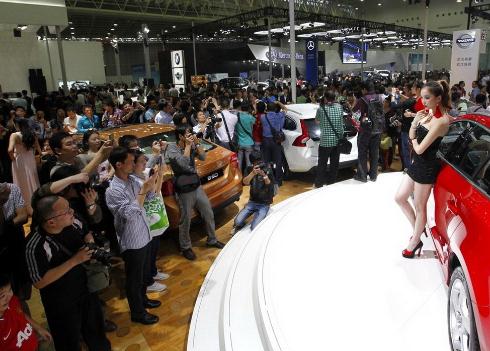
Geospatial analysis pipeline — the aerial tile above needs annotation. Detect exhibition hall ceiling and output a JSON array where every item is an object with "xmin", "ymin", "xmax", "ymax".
[{"xmin": 36, "ymin": 0, "xmax": 486, "ymax": 42}]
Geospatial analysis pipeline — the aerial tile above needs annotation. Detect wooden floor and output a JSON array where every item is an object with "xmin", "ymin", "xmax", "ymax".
[{"xmin": 27, "ymin": 164, "xmax": 399, "ymax": 351}]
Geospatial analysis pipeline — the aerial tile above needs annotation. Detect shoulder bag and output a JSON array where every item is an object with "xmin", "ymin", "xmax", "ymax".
[
  {"xmin": 321, "ymin": 106, "xmax": 352, "ymax": 155},
  {"xmin": 54, "ymin": 238, "xmax": 110, "ymax": 293},
  {"xmin": 264, "ymin": 114, "xmax": 285, "ymax": 144}
]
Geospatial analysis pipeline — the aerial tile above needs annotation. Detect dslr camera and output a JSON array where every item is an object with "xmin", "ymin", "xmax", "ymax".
[{"xmin": 83, "ymin": 241, "xmax": 112, "ymax": 267}]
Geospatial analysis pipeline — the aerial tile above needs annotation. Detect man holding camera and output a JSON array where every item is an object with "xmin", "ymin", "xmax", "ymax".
[
  {"xmin": 166, "ymin": 125, "xmax": 225, "ymax": 261},
  {"xmin": 25, "ymin": 195, "xmax": 111, "ymax": 351},
  {"xmin": 231, "ymin": 151, "xmax": 275, "ymax": 235},
  {"xmin": 215, "ymin": 98, "xmax": 238, "ymax": 150}
]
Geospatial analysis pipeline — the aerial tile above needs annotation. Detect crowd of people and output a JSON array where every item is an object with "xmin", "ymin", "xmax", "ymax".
[{"xmin": 0, "ymin": 67, "xmax": 488, "ymax": 350}]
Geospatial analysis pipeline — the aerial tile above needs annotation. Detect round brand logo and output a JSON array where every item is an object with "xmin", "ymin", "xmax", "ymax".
[
  {"xmin": 307, "ymin": 40, "xmax": 315, "ymax": 51},
  {"xmin": 456, "ymin": 33, "xmax": 476, "ymax": 49},
  {"xmin": 174, "ymin": 53, "xmax": 181, "ymax": 65}
]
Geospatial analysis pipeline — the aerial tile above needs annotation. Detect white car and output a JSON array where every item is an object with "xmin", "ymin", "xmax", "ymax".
[{"xmin": 282, "ymin": 103, "xmax": 358, "ymax": 177}]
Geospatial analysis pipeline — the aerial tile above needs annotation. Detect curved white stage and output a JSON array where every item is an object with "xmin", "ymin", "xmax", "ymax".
[{"xmin": 187, "ymin": 173, "xmax": 451, "ymax": 351}]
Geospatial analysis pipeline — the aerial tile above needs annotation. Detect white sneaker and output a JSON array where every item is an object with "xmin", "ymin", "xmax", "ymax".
[
  {"xmin": 153, "ymin": 271, "xmax": 170, "ymax": 281},
  {"xmin": 147, "ymin": 282, "xmax": 167, "ymax": 292}
]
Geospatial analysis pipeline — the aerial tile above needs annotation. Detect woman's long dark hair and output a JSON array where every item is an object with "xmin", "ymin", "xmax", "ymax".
[{"xmin": 15, "ymin": 118, "xmax": 35, "ymax": 149}]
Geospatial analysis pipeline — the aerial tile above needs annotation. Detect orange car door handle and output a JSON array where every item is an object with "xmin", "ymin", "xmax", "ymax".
[{"xmin": 448, "ymin": 200, "xmax": 459, "ymax": 215}]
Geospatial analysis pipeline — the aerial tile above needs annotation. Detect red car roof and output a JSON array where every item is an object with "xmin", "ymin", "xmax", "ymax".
[{"xmin": 457, "ymin": 113, "xmax": 490, "ymax": 128}]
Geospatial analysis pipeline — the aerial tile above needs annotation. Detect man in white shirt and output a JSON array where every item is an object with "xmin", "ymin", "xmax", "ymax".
[
  {"xmin": 215, "ymin": 98, "xmax": 239, "ymax": 150},
  {"xmin": 63, "ymin": 107, "xmax": 82, "ymax": 134},
  {"xmin": 168, "ymin": 84, "xmax": 179, "ymax": 98},
  {"xmin": 154, "ymin": 101, "xmax": 174, "ymax": 124}
]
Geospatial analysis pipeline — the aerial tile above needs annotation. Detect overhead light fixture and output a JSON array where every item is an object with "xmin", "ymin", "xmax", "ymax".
[
  {"xmin": 17, "ymin": 25, "xmax": 28, "ymax": 31},
  {"xmin": 378, "ymin": 2, "xmax": 382, "ymax": 5},
  {"xmin": 70, "ymin": 27, "xmax": 74, "ymax": 30},
  {"xmin": 114, "ymin": 23, "xmax": 118, "ymax": 26},
  {"xmin": 172, "ymin": 25, "xmax": 176, "ymax": 29},
  {"xmin": 142, "ymin": 25, "xmax": 150, "ymax": 34},
  {"xmin": 111, "ymin": 28, "xmax": 114, "ymax": 31}
]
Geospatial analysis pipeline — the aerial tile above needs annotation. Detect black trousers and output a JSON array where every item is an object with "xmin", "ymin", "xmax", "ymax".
[
  {"xmin": 357, "ymin": 132, "xmax": 382, "ymax": 181},
  {"xmin": 261, "ymin": 137, "xmax": 283, "ymax": 184},
  {"xmin": 145, "ymin": 236, "xmax": 161, "ymax": 284},
  {"xmin": 44, "ymin": 293, "xmax": 110, "ymax": 351},
  {"xmin": 122, "ymin": 243, "xmax": 151, "ymax": 318},
  {"xmin": 315, "ymin": 145, "xmax": 340, "ymax": 187}
]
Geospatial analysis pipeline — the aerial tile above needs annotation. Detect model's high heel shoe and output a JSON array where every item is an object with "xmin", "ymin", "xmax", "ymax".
[
  {"xmin": 402, "ymin": 241, "xmax": 423, "ymax": 258},
  {"xmin": 423, "ymin": 228, "xmax": 428, "ymax": 238}
]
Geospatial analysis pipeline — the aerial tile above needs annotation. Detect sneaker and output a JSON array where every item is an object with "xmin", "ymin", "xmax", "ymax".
[
  {"xmin": 153, "ymin": 271, "xmax": 170, "ymax": 281},
  {"xmin": 146, "ymin": 282, "xmax": 167, "ymax": 292}
]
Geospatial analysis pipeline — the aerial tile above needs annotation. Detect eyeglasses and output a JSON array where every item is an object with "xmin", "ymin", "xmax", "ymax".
[{"xmin": 44, "ymin": 208, "xmax": 74, "ymax": 222}]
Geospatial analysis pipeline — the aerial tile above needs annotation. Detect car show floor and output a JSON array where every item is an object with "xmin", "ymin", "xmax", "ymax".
[{"xmin": 26, "ymin": 166, "xmax": 450, "ymax": 351}]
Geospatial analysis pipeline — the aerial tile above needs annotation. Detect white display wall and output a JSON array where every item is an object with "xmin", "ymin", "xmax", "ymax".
[{"xmin": 0, "ymin": 30, "xmax": 106, "ymax": 93}]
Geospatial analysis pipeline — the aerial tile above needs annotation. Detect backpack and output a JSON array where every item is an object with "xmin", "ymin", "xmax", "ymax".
[{"xmin": 361, "ymin": 96, "xmax": 385, "ymax": 134}]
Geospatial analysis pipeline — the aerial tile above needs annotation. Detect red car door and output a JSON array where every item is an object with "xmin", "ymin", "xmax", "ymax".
[
  {"xmin": 437, "ymin": 119, "xmax": 490, "ymax": 351},
  {"xmin": 432, "ymin": 122, "xmax": 467, "ymax": 275}
]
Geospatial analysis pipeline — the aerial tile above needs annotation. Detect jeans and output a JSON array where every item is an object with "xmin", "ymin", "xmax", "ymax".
[
  {"xmin": 237, "ymin": 145, "xmax": 253, "ymax": 171},
  {"xmin": 234, "ymin": 201, "xmax": 270, "ymax": 231},
  {"xmin": 400, "ymin": 131, "xmax": 411, "ymax": 170},
  {"xmin": 314, "ymin": 145, "xmax": 340, "ymax": 187},
  {"xmin": 261, "ymin": 137, "xmax": 283, "ymax": 184},
  {"xmin": 122, "ymin": 243, "xmax": 151, "ymax": 319},
  {"xmin": 356, "ymin": 132, "xmax": 382, "ymax": 181}
]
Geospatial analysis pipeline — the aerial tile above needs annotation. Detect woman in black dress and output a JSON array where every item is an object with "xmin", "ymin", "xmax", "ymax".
[{"xmin": 394, "ymin": 81, "xmax": 450, "ymax": 258}]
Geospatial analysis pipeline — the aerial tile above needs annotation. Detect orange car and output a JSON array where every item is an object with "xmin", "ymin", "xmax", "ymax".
[{"xmin": 99, "ymin": 123, "xmax": 243, "ymax": 228}]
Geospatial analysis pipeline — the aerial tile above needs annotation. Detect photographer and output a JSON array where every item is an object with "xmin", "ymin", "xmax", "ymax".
[
  {"xmin": 230, "ymin": 151, "xmax": 275, "ymax": 235},
  {"xmin": 166, "ymin": 125, "xmax": 225, "ymax": 261},
  {"xmin": 25, "ymin": 195, "xmax": 111, "ymax": 351}
]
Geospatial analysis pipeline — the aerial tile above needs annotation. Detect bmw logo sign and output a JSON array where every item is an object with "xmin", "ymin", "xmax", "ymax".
[
  {"xmin": 174, "ymin": 53, "xmax": 181, "ymax": 65},
  {"xmin": 175, "ymin": 72, "xmax": 183, "ymax": 80},
  {"xmin": 307, "ymin": 40, "xmax": 315, "ymax": 51},
  {"xmin": 456, "ymin": 33, "xmax": 476, "ymax": 49}
]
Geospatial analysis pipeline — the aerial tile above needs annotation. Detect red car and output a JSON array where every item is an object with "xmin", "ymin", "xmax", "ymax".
[{"xmin": 430, "ymin": 113, "xmax": 490, "ymax": 351}]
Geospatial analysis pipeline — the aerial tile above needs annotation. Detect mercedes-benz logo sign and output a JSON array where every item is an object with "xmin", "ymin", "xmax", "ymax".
[
  {"xmin": 174, "ymin": 53, "xmax": 181, "ymax": 65},
  {"xmin": 174, "ymin": 72, "xmax": 182, "ymax": 80},
  {"xmin": 456, "ymin": 33, "xmax": 476, "ymax": 49},
  {"xmin": 307, "ymin": 40, "xmax": 315, "ymax": 51}
]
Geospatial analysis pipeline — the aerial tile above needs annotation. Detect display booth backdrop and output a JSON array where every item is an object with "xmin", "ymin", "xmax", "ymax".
[{"xmin": 0, "ymin": 29, "xmax": 106, "ymax": 93}]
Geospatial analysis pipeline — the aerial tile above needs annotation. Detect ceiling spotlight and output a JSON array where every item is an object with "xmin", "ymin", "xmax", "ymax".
[
  {"xmin": 164, "ymin": 29, "xmax": 168, "ymax": 33},
  {"xmin": 70, "ymin": 27, "xmax": 74, "ymax": 30},
  {"xmin": 142, "ymin": 25, "xmax": 150, "ymax": 34},
  {"xmin": 378, "ymin": 2, "xmax": 382, "ymax": 5},
  {"xmin": 114, "ymin": 23, "xmax": 118, "ymax": 26},
  {"xmin": 17, "ymin": 25, "xmax": 28, "ymax": 30},
  {"xmin": 111, "ymin": 28, "xmax": 114, "ymax": 31},
  {"xmin": 172, "ymin": 25, "xmax": 176, "ymax": 29}
]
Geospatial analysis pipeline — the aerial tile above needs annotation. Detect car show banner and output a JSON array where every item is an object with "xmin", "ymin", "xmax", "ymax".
[
  {"xmin": 171, "ymin": 50, "xmax": 186, "ymax": 91},
  {"xmin": 450, "ymin": 29, "xmax": 482, "ymax": 93},
  {"xmin": 305, "ymin": 39, "xmax": 318, "ymax": 87}
]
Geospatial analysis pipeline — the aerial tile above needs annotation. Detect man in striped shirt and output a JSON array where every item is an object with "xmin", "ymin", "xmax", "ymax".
[
  {"xmin": 314, "ymin": 91, "xmax": 344, "ymax": 187},
  {"xmin": 105, "ymin": 147, "xmax": 161, "ymax": 325}
]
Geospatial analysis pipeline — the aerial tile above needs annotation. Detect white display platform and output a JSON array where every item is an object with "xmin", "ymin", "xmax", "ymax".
[{"xmin": 187, "ymin": 172, "xmax": 450, "ymax": 351}]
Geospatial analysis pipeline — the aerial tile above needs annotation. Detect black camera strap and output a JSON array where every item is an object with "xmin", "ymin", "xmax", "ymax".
[
  {"xmin": 236, "ymin": 112, "xmax": 253, "ymax": 139},
  {"xmin": 220, "ymin": 112, "xmax": 233, "ymax": 143},
  {"xmin": 321, "ymin": 105, "xmax": 343, "ymax": 140}
]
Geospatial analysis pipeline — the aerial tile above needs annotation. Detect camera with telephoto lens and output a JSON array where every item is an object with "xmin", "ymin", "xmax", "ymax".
[{"xmin": 83, "ymin": 242, "xmax": 112, "ymax": 267}]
